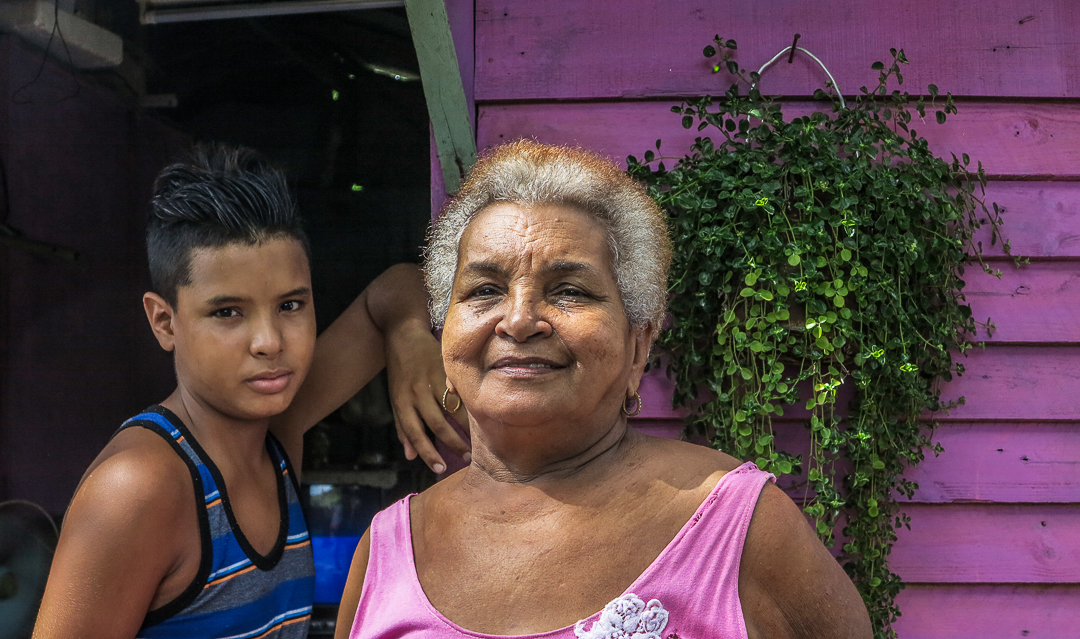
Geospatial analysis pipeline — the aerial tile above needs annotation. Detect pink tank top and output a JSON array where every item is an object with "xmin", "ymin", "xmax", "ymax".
[{"xmin": 349, "ymin": 461, "xmax": 774, "ymax": 639}]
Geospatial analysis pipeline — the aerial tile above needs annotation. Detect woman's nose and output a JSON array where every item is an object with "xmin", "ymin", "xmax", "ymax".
[{"xmin": 494, "ymin": 292, "xmax": 553, "ymax": 342}]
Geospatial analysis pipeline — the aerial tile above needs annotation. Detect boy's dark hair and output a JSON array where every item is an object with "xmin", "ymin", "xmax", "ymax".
[{"xmin": 147, "ymin": 143, "xmax": 310, "ymax": 307}]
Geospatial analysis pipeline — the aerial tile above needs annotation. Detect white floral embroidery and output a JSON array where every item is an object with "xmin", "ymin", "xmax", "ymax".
[{"xmin": 574, "ymin": 593, "xmax": 669, "ymax": 639}]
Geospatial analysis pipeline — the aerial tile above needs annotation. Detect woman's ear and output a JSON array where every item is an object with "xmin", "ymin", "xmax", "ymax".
[
  {"xmin": 143, "ymin": 292, "xmax": 177, "ymax": 352},
  {"xmin": 628, "ymin": 321, "xmax": 656, "ymax": 388}
]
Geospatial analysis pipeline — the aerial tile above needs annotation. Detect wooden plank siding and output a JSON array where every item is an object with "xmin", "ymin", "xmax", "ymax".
[
  {"xmin": 477, "ymin": 101, "xmax": 1080, "ymax": 180},
  {"xmin": 459, "ymin": 1, "xmax": 1080, "ymax": 636},
  {"xmin": 475, "ymin": 0, "xmax": 1080, "ymax": 101},
  {"xmin": 895, "ymin": 584, "xmax": 1080, "ymax": 638}
]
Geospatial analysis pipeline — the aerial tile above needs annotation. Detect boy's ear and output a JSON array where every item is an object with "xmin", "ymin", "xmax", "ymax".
[{"xmin": 143, "ymin": 292, "xmax": 177, "ymax": 352}]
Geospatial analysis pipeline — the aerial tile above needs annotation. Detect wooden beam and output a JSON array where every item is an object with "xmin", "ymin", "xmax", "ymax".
[{"xmin": 405, "ymin": 0, "xmax": 476, "ymax": 193}]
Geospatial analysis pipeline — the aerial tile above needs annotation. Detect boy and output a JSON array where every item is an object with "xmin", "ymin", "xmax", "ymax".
[{"xmin": 32, "ymin": 145, "xmax": 468, "ymax": 639}]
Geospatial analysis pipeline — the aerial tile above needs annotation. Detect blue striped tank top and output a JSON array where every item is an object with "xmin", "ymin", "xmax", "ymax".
[{"xmin": 117, "ymin": 406, "xmax": 315, "ymax": 639}]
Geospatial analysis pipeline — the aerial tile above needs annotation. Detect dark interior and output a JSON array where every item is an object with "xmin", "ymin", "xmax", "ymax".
[{"xmin": 0, "ymin": 6, "xmax": 438, "ymax": 629}]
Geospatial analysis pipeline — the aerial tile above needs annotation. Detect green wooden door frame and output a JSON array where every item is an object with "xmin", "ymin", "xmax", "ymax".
[{"xmin": 404, "ymin": 0, "xmax": 476, "ymax": 194}]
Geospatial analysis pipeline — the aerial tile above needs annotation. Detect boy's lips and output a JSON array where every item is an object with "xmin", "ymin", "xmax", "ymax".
[{"xmin": 245, "ymin": 370, "xmax": 293, "ymax": 394}]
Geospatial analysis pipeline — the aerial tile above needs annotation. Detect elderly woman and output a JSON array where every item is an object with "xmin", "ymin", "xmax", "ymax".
[{"xmin": 336, "ymin": 141, "xmax": 872, "ymax": 639}]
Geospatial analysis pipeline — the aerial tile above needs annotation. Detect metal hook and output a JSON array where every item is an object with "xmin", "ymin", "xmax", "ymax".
[{"xmin": 788, "ymin": 34, "xmax": 801, "ymax": 63}]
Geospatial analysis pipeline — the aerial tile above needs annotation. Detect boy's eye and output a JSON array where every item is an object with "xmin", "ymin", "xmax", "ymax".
[{"xmin": 212, "ymin": 308, "xmax": 240, "ymax": 319}]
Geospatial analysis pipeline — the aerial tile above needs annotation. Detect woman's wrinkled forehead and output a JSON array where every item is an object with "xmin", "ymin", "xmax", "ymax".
[{"xmin": 454, "ymin": 202, "xmax": 616, "ymax": 277}]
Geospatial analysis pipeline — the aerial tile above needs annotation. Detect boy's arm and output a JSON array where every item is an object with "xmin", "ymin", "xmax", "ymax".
[
  {"xmin": 33, "ymin": 445, "xmax": 191, "ymax": 639},
  {"xmin": 271, "ymin": 263, "xmax": 469, "ymax": 474}
]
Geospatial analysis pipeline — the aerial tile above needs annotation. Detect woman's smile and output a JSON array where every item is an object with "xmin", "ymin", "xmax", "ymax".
[{"xmin": 488, "ymin": 356, "xmax": 568, "ymax": 378}]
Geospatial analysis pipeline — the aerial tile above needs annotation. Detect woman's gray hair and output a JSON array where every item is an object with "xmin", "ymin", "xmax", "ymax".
[{"xmin": 425, "ymin": 140, "xmax": 672, "ymax": 332}]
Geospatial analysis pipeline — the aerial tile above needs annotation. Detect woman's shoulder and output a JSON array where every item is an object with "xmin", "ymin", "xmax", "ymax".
[{"xmin": 629, "ymin": 432, "xmax": 747, "ymax": 490}]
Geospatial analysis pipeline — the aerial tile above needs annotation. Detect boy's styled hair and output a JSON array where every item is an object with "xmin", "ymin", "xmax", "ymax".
[{"xmin": 147, "ymin": 143, "xmax": 310, "ymax": 307}]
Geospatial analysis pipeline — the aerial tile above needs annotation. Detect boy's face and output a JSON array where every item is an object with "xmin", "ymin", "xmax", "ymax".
[{"xmin": 148, "ymin": 237, "xmax": 316, "ymax": 422}]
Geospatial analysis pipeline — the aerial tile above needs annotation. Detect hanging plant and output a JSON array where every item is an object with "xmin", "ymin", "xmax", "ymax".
[{"xmin": 627, "ymin": 38, "xmax": 1012, "ymax": 637}]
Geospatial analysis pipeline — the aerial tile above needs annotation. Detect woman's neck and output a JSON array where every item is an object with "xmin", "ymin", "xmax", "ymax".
[{"xmin": 465, "ymin": 417, "xmax": 639, "ymax": 488}]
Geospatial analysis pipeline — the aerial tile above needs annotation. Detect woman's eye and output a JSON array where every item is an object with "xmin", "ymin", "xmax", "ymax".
[
  {"xmin": 469, "ymin": 285, "xmax": 501, "ymax": 299},
  {"xmin": 557, "ymin": 286, "xmax": 588, "ymax": 298},
  {"xmin": 280, "ymin": 300, "xmax": 303, "ymax": 312}
]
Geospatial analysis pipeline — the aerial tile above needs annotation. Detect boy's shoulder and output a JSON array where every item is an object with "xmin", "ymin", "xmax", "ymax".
[
  {"xmin": 35, "ymin": 424, "xmax": 203, "ymax": 637},
  {"xmin": 74, "ymin": 425, "xmax": 195, "ymax": 523}
]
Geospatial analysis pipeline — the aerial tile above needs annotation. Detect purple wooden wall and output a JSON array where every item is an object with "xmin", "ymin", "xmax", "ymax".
[
  {"xmin": 0, "ymin": 36, "xmax": 184, "ymax": 513},
  {"xmin": 436, "ymin": 1, "xmax": 1080, "ymax": 636}
]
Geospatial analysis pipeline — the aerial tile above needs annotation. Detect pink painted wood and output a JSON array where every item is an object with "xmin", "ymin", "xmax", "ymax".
[
  {"xmin": 636, "ymin": 346, "xmax": 1080, "ymax": 422},
  {"xmin": 629, "ymin": 418, "xmax": 1080, "ymax": 503},
  {"xmin": 904, "ymin": 422, "xmax": 1080, "ymax": 504},
  {"xmin": 963, "ymin": 262, "xmax": 1080, "ymax": 343},
  {"xmin": 475, "ymin": 0, "xmax": 1080, "ymax": 101},
  {"xmin": 893, "ymin": 584, "xmax": 1080, "ymax": 638},
  {"xmin": 638, "ymin": 263, "xmax": 1080, "ymax": 347},
  {"xmin": 976, "ymin": 182, "xmax": 1080, "ymax": 259},
  {"xmin": 890, "ymin": 503, "xmax": 1080, "ymax": 582},
  {"xmin": 937, "ymin": 346, "xmax": 1080, "ymax": 421},
  {"xmin": 477, "ymin": 101, "xmax": 1080, "ymax": 178}
]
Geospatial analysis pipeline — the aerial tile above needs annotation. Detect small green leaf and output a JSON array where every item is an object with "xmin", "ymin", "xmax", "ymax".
[
  {"xmin": 740, "ymin": 287, "xmax": 756, "ymax": 297},
  {"xmin": 682, "ymin": 115, "xmax": 693, "ymax": 129},
  {"xmin": 703, "ymin": 45, "xmax": 717, "ymax": 58},
  {"xmin": 788, "ymin": 254, "xmax": 802, "ymax": 266},
  {"xmin": 936, "ymin": 110, "xmax": 947, "ymax": 124}
]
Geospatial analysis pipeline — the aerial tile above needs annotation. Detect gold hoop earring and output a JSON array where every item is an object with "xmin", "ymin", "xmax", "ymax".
[
  {"xmin": 442, "ymin": 387, "xmax": 462, "ymax": 413},
  {"xmin": 622, "ymin": 391, "xmax": 642, "ymax": 417}
]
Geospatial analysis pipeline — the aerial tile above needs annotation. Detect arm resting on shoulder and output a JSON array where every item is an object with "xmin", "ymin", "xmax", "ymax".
[
  {"xmin": 272, "ymin": 263, "xmax": 469, "ymax": 472},
  {"xmin": 739, "ymin": 482, "xmax": 873, "ymax": 639}
]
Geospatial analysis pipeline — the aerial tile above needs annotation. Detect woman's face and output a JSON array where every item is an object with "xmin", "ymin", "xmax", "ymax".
[{"xmin": 441, "ymin": 202, "xmax": 653, "ymax": 440}]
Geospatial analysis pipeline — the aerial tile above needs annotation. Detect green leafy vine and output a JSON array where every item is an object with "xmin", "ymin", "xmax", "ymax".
[{"xmin": 627, "ymin": 38, "xmax": 1012, "ymax": 637}]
